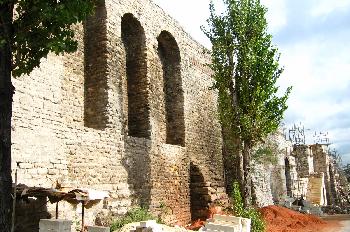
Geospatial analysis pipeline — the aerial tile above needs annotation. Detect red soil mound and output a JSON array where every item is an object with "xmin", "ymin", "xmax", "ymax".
[
  {"xmin": 260, "ymin": 205, "xmax": 329, "ymax": 232},
  {"xmin": 186, "ymin": 206, "xmax": 225, "ymax": 230},
  {"xmin": 186, "ymin": 219, "xmax": 205, "ymax": 231}
]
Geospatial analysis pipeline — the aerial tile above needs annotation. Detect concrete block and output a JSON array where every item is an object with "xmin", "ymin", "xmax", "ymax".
[
  {"xmin": 205, "ymin": 223, "xmax": 240, "ymax": 232},
  {"xmin": 213, "ymin": 214, "xmax": 242, "ymax": 224},
  {"xmin": 39, "ymin": 219, "xmax": 71, "ymax": 232},
  {"xmin": 87, "ymin": 226, "xmax": 110, "ymax": 232},
  {"xmin": 139, "ymin": 220, "xmax": 157, "ymax": 227},
  {"xmin": 241, "ymin": 218, "xmax": 251, "ymax": 232}
]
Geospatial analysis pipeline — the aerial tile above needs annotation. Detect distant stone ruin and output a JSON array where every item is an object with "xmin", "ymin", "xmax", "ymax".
[{"xmin": 251, "ymin": 132, "xmax": 344, "ymax": 208}]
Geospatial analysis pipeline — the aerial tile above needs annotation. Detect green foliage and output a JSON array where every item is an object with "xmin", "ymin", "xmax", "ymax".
[
  {"xmin": 0, "ymin": 0, "xmax": 96, "ymax": 76},
  {"xmin": 110, "ymin": 207, "xmax": 156, "ymax": 231},
  {"xmin": 231, "ymin": 182, "xmax": 244, "ymax": 214},
  {"xmin": 231, "ymin": 182, "xmax": 266, "ymax": 232},
  {"xmin": 202, "ymin": 0, "xmax": 291, "ymax": 146}
]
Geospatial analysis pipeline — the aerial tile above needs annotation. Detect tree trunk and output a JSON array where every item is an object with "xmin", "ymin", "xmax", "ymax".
[
  {"xmin": 0, "ymin": 4, "xmax": 14, "ymax": 231},
  {"xmin": 242, "ymin": 141, "xmax": 252, "ymax": 207}
]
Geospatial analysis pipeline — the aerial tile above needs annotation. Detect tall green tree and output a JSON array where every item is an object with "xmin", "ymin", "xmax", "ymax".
[
  {"xmin": 0, "ymin": 1, "xmax": 95, "ymax": 230},
  {"xmin": 202, "ymin": 0, "xmax": 291, "ymax": 206}
]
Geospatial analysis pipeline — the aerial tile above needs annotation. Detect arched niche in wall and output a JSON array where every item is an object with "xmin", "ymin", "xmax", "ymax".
[
  {"xmin": 157, "ymin": 31, "xmax": 185, "ymax": 146},
  {"xmin": 84, "ymin": 0, "xmax": 108, "ymax": 129},
  {"xmin": 190, "ymin": 162, "xmax": 209, "ymax": 220},
  {"xmin": 121, "ymin": 13, "xmax": 150, "ymax": 138}
]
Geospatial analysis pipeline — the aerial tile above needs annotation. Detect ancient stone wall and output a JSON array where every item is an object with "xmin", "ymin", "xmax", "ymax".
[
  {"xmin": 280, "ymin": 143, "xmax": 341, "ymax": 205},
  {"xmin": 251, "ymin": 133, "xmax": 338, "ymax": 206},
  {"xmin": 251, "ymin": 162, "xmax": 274, "ymax": 207},
  {"xmin": 306, "ymin": 173, "xmax": 327, "ymax": 206},
  {"xmin": 250, "ymin": 132, "xmax": 299, "ymax": 206},
  {"xmin": 311, "ymin": 144, "xmax": 338, "ymax": 205},
  {"xmin": 11, "ymin": 0, "xmax": 226, "ymax": 227},
  {"xmin": 292, "ymin": 145, "xmax": 314, "ymax": 177}
]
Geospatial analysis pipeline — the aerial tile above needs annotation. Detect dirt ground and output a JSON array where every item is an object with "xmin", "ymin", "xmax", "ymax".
[
  {"xmin": 321, "ymin": 214, "xmax": 350, "ymax": 232},
  {"xmin": 186, "ymin": 205, "xmax": 350, "ymax": 232},
  {"xmin": 260, "ymin": 205, "xmax": 343, "ymax": 232}
]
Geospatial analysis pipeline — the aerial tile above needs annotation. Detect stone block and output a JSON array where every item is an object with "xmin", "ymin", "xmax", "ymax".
[
  {"xmin": 39, "ymin": 219, "xmax": 71, "ymax": 232},
  {"xmin": 48, "ymin": 169, "xmax": 59, "ymax": 175},
  {"xmin": 139, "ymin": 220, "xmax": 157, "ymax": 227},
  {"xmin": 37, "ymin": 167, "xmax": 48, "ymax": 175},
  {"xmin": 241, "ymin": 218, "xmax": 251, "ymax": 232},
  {"xmin": 18, "ymin": 162, "xmax": 33, "ymax": 169},
  {"xmin": 205, "ymin": 223, "xmax": 240, "ymax": 232},
  {"xmin": 87, "ymin": 226, "xmax": 110, "ymax": 232},
  {"xmin": 213, "ymin": 214, "xmax": 242, "ymax": 224}
]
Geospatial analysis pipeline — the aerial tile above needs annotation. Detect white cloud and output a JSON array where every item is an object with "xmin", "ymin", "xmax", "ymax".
[
  {"xmin": 261, "ymin": 0, "xmax": 287, "ymax": 33},
  {"xmin": 311, "ymin": 0, "xmax": 350, "ymax": 17},
  {"xmin": 279, "ymin": 37, "xmax": 350, "ymax": 143},
  {"xmin": 152, "ymin": 0, "xmax": 224, "ymax": 48}
]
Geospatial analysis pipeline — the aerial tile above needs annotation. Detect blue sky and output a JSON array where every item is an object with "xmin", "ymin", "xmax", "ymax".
[{"xmin": 152, "ymin": 0, "xmax": 350, "ymax": 164}]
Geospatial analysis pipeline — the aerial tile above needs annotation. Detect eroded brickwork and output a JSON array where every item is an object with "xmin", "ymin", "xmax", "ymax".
[{"xmin": 11, "ymin": 0, "xmax": 226, "ymax": 227}]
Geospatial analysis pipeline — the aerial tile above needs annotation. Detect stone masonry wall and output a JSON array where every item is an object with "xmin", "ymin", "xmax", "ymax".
[
  {"xmin": 292, "ymin": 145, "xmax": 314, "ymax": 177},
  {"xmin": 252, "ymin": 162, "xmax": 274, "ymax": 207},
  {"xmin": 11, "ymin": 0, "xmax": 226, "ymax": 228},
  {"xmin": 311, "ymin": 144, "xmax": 337, "ymax": 205},
  {"xmin": 252, "ymin": 132, "xmax": 294, "ymax": 206}
]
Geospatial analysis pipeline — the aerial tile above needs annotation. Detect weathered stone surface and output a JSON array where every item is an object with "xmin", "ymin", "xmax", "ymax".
[
  {"xmin": 11, "ymin": 0, "xmax": 227, "ymax": 228},
  {"xmin": 9, "ymin": 0, "xmax": 343, "ymax": 229},
  {"xmin": 87, "ymin": 226, "xmax": 110, "ymax": 232},
  {"xmin": 39, "ymin": 219, "xmax": 71, "ymax": 232}
]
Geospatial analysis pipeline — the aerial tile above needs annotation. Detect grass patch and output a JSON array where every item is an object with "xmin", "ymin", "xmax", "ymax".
[
  {"xmin": 110, "ymin": 207, "xmax": 156, "ymax": 231},
  {"xmin": 231, "ymin": 182, "xmax": 266, "ymax": 232}
]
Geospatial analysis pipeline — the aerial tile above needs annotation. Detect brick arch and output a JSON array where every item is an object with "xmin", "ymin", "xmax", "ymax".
[
  {"xmin": 157, "ymin": 31, "xmax": 185, "ymax": 146},
  {"xmin": 122, "ymin": 13, "xmax": 150, "ymax": 138}
]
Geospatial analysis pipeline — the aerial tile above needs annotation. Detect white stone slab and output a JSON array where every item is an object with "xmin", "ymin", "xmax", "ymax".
[
  {"xmin": 213, "ymin": 214, "xmax": 242, "ymax": 224},
  {"xmin": 205, "ymin": 223, "xmax": 241, "ymax": 232},
  {"xmin": 139, "ymin": 220, "xmax": 157, "ymax": 228},
  {"xmin": 241, "ymin": 218, "xmax": 251, "ymax": 232}
]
